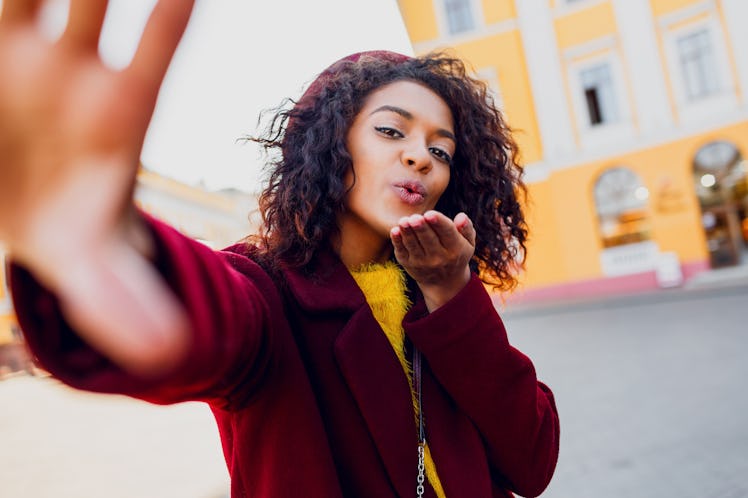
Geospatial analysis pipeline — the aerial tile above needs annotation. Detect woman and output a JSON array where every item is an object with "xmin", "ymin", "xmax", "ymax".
[{"xmin": 0, "ymin": 2, "xmax": 559, "ymax": 497}]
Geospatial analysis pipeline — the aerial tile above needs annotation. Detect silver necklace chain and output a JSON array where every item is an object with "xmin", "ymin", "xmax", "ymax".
[{"xmin": 417, "ymin": 443, "xmax": 426, "ymax": 498}]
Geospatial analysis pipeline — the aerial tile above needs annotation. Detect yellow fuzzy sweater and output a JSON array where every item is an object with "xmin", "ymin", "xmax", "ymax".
[{"xmin": 350, "ymin": 262, "xmax": 446, "ymax": 498}]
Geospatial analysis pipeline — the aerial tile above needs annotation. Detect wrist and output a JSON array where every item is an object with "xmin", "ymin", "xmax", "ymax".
[{"xmin": 419, "ymin": 266, "xmax": 471, "ymax": 312}]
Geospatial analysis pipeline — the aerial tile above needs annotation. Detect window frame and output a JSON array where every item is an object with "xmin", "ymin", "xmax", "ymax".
[
  {"xmin": 434, "ymin": 0, "xmax": 483, "ymax": 38},
  {"xmin": 677, "ymin": 29, "xmax": 721, "ymax": 101},
  {"xmin": 593, "ymin": 166, "xmax": 657, "ymax": 276},
  {"xmin": 565, "ymin": 43, "xmax": 634, "ymax": 150},
  {"xmin": 660, "ymin": 13, "xmax": 736, "ymax": 123},
  {"xmin": 579, "ymin": 63, "xmax": 620, "ymax": 127}
]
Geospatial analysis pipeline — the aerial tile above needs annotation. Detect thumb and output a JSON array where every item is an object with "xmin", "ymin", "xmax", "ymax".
[{"xmin": 454, "ymin": 212, "xmax": 476, "ymax": 246}]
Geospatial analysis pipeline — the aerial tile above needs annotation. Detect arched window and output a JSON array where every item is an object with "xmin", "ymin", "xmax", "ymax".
[{"xmin": 594, "ymin": 167, "xmax": 651, "ymax": 248}]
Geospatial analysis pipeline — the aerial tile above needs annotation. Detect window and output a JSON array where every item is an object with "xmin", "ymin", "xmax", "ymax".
[
  {"xmin": 444, "ymin": 0, "xmax": 474, "ymax": 35},
  {"xmin": 677, "ymin": 29, "xmax": 720, "ymax": 101},
  {"xmin": 580, "ymin": 64, "xmax": 619, "ymax": 126},
  {"xmin": 594, "ymin": 167, "xmax": 651, "ymax": 248},
  {"xmin": 660, "ymin": 13, "xmax": 736, "ymax": 120},
  {"xmin": 565, "ymin": 44, "xmax": 634, "ymax": 146}
]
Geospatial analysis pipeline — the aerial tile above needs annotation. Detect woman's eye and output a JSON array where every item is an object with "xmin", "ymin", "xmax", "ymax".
[
  {"xmin": 375, "ymin": 126, "xmax": 403, "ymax": 138},
  {"xmin": 430, "ymin": 147, "xmax": 453, "ymax": 165}
]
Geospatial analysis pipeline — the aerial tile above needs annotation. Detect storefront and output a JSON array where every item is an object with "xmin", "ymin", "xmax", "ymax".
[
  {"xmin": 508, "ymin": 121, "xmax": 748, "ymax": 303},
  {"xmin": 693, "ymin": 141, "xmax": 748, "ymax": 268}
]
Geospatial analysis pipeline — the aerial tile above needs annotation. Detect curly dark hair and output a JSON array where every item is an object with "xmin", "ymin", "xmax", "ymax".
[{"xmin": 249, "ymin": 51, "xmax": 527, "ymax": 291}]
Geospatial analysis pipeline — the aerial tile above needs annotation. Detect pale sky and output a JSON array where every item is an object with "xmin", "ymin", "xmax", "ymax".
[
  {"xmin": 15, "ymin": 0, "xmax": 413, "ymax": 192},
  {"xmin": 88, "ymin": 0, "xmax": 416, "ymax": 193}
]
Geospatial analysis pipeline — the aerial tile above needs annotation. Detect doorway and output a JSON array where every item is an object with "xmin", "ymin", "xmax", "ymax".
[{"xmin": 693, "ymin": 141, "xmax": 748, "ymax": 268}]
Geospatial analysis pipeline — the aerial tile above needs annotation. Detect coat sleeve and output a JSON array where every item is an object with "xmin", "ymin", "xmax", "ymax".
[
  {"xmin": 403, "ymin": 274, "xmax": 559, "ymax": 498},
  {"xmin": 8, "ymin": 215, "xmax": 283, "ymax": 409}
]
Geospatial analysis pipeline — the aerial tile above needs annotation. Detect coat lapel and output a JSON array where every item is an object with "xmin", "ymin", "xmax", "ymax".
[
  {"xmin": 283, "ymin": 250, "xmax": 418, "ymax": 498},
  {"xmin": 334, "ymin": 307, "xmax": 418, "ymax": 498}
]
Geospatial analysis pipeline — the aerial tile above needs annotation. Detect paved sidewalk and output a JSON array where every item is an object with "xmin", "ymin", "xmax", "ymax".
[
  {"xmin": 683, "ymin": 263, "xmax": 748, "ymax": 290},
  {"xmin": 0, "ymin": 376, "xmax": 229, "ymax": 498},
  {"xmin": 502, "ymin": 264, "xmax": 748, "ymax": 316}
]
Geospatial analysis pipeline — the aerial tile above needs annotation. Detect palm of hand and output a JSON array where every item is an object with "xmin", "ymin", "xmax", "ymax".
[
  {"xmin": 391, "ymin": 211, "xmax": 475, "ymax": 311},
  {"xmin": 0, "ymin": 5, "xmax": 169, "ymax": 266},
  {"xmin": 0, "ymin": 1, "xmax": 194, "ymax": 377},
  {"xmin": 2, "ymin": 43, "xmax": 133, "ymax": 255}
]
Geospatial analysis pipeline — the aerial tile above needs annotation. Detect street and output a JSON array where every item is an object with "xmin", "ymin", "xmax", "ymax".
[
  {"xmin": 1, "ymin": 284, "xmax": 746, "ymax": 497},
  {"xmin": 502, "ymin": 284, "xmax": 748, "ymax": 498}
]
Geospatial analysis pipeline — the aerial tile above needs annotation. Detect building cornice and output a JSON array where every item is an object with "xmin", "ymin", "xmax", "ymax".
[{"xmin": 657, "ymin": 0, "xmax": 715, "ymax": 29}]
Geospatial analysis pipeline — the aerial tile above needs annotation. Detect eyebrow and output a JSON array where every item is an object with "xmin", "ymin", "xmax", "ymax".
[{"xmin": 370, "ymin": 105, "xmax": 456, "ymax": 143}]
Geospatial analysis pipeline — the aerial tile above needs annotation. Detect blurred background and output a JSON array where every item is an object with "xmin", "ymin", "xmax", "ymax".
[{"xmin": 2, "ymin": 0, "xmax": 747, "ymax": 496}]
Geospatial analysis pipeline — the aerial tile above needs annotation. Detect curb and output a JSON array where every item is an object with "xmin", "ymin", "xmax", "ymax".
[{"xmin": 500, "ymin": 279, "xmax": 748, "ymax": 317}]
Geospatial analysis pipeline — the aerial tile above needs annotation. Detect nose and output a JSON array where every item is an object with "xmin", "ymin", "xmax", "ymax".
[{"xmin": 401, "ymin": 142, "xmax": 432, "ymax": 173}]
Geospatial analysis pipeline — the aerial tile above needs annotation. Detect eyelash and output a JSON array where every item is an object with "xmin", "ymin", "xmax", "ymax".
[
  {"xmin": 429, "ymin": 147, "xmax": 453, "ymax": 165},
  {"xmin": 375, "ymin": 126, "xmax": 403, "ymax": 138},
  {"xmin": 374, "ymin": 126, "xmax": 453, "ymax": 165}
]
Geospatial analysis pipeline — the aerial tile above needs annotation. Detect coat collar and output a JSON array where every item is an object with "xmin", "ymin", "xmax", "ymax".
[{"xmin": 282, "ymin": 248, "xmax": 367, "ymax": 313}]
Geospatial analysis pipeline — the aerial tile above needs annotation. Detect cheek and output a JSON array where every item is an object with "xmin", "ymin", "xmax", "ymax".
[{"xmin": 435, "ymin": 168, "xmax": 451, "ymax": 200}]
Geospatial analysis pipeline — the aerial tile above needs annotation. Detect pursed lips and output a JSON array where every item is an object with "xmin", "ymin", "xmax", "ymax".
[{"xmin": 392, "ymin": 180, "xmax": 428, "ymax": 206}]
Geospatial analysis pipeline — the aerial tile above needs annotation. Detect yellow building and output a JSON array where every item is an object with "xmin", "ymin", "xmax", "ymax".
[
  {"xmin": 0, "ymin": 169, "xmax": 259, "ymax": 364},
  {"xmin": 0, "ymin": 252, "xmax": 19, "ymax": 343},
  {"xmin": 398, "ymin": 0, "xmax": 748, "ymax": 302}
]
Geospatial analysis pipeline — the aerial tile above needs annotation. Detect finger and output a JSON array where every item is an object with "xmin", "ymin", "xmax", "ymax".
[
  {"xmin": 390, "ymin": 226, "xmax": 410, "ymax": 262},
  {"xmin": 423, "ymin": 210, "xmax": 463, "ymax": 250},
  {"xmin": 398, "ymin": 217, "xmax": 426, "ymax": 257},
  {"xmin": 126, "ymin": 0, "xmax": 194, "ymax": 104},
  {"xmin": 0, "ymin": 0, "xmax": 43, "ymax": 26},
  {"xmin": 454, "ymin": 212, "xmax": 476, "ymax": 246},
  {"xmin": 61, "ymin": 0, "xmax": 109, "ymax": 50},
  {"xmin": 408, "ymin": 213, "xmax": 443, "ymax": 252}
]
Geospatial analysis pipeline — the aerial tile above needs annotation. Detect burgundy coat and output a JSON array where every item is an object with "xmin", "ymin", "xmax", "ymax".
[{"xmin": 11, "ymin": 217, "xmax": 559, "ymax": 498}]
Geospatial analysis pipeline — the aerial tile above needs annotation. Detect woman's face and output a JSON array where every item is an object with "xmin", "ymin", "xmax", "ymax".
[{"xmin": 338, "ymin": 80, "xmax": 455, "ymax": 258}]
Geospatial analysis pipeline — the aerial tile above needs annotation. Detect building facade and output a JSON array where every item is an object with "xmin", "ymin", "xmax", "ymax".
[
  {"xmin": 397, "ymin": 0, "xmax": 748, "ymax": 302},
  {"xmin": 0, "ymin": 169, "xmax": 259, "ymax": 373}
]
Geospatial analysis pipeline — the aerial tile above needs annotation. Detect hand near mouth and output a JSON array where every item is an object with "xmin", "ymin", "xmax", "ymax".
[{"xmin": 390, "ymin": 210, "xmax": 476, "ymax": 312}]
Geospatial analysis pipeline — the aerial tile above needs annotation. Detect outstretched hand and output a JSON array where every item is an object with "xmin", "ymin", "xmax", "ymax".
[
  {"xmin": 0, "ymin": 0, "xmax": 195, "ymax": 376},
  {"xmin": 390, "ymin": 211, "xmax": 475, "ymax": 312}
]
